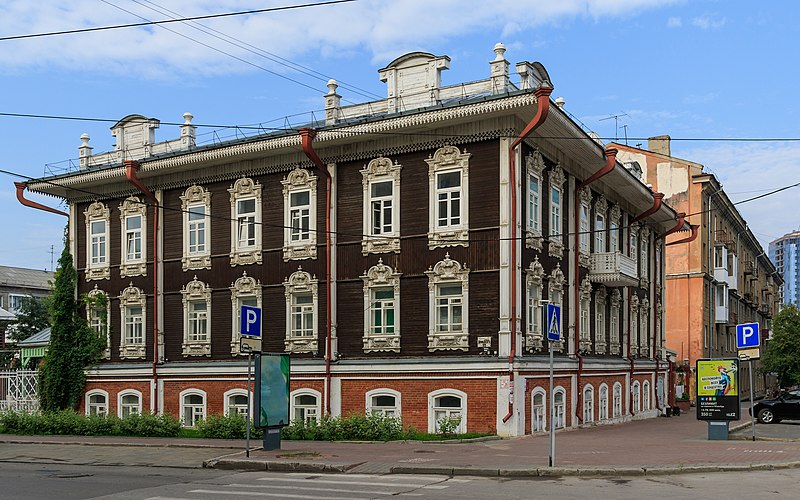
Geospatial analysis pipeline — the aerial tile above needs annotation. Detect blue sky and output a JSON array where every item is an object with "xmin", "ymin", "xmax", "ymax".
[{"xmin": 2, "ymin": 0, "xmax": 799, "ymax": 271}]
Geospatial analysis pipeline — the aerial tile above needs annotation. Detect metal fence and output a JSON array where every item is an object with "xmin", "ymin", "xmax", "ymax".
[{"xmin": 0, "ymin": 370, "xmax": 39, "ymax": 412}]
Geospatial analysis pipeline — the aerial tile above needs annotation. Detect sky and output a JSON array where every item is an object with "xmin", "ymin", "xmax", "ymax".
[{"xmin": 1, "ymin": 0, "xmax": 799, "ymax": 271}]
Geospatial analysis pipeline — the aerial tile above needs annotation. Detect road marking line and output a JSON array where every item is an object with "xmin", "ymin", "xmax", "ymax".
[
  {"xmin": 226, "ymin": 483, "xmax": 393, "ymax": 495},
  {"xmin": 255, "ymin": 477, "xmax": 449, "ymax": 488},
  {"xmin": 190, "ymin": 489, "xmax": 368, "ymax": 499}
]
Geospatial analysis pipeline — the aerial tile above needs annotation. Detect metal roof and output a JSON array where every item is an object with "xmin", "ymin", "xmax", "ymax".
[
  {"xmin": 0, "ymin": 306, "xmax": 16, "ymax": 321},
  {"xmin": 0, "ymin": 266, "xmax": 54, "ymax": 290},
  {"xmin": 17, "ymin": 327, "xmax": 51, "ymax": 347}
]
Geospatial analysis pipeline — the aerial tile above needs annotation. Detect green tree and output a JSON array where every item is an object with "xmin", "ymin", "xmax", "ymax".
[
  {"xmin": 761, "ymin": 304, "xmax": 800, "ymax": 388},
  {"xmin": 38, "ymin": 237, "xmax": 106, "ymax": 412},
  {"xmin": 8, "ymin": 295, "xmax": 51, "ymax": 342}
]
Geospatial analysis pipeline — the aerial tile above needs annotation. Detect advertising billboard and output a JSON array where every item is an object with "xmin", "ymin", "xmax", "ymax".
[
  {"xmin": 254, "ymin": 353, "xmax": 290, "ymax": 428},
  {"xmin": 696, "ymin": 358, "xmax": 740, "ymax": 421}
]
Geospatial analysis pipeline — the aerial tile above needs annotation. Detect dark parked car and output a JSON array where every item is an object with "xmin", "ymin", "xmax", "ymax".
[{"xmin": 751, "ymin": 389, "xmax": 800, "ymax": 424}]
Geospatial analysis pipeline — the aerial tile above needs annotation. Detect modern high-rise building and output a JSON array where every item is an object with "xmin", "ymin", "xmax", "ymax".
[{"xmin": 769, "ymin": 231, "xmax": 800, "ymax": 307}]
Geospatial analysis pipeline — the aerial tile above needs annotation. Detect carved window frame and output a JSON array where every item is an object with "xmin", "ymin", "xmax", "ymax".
[
  {"xmin": 639, "ymin": 297, "xmax": 650, "ymax": 355},
  {"xmin": 181, "ymin": 276, "xmax": 212, "ymax": 357},
  {"xmin": 630, "ymin": 294, "xmax": 640, "ymax": 356},
  {"xmin": 229, "ymin": 177, "xmax": 263, "ymax": 266},
  {"xmin": 119, "ymin": 283, "xmax": 146, "ymax": 359},
  {"xmin": 594, "ymin": 196, "xmax": 608, "ymax": 253},
  {"xmin": 425, "ymin": 254, "xmax": 469, "ymax": 351},
  {"xmin": 361, "ymin": 259, "xmax": 401, "ymax": 353},
  {"xmin": 284, "ymin": 268, "xmax": 318, "ymax": 353},
  {"xmin": 525, "ymin": 256, "xmax": 545, "ymax": 351},
  {"xmin": 578, "ymin": 187, "xmax": 591, "ymax": 267},
  {"xmin": 526, "ymin": 150, "xmax": 545, "ymax": 250},
  {"xmin": 610, "ymin": 289, "xmax": 621, "ymax": 355},
  {"xmin": 583, "ymin": 384, "xmax": 595, "ymax": 424},
  {"xmin": 640, "ymin": 227, "xmax": 649, "ymax": 282},
  {"xmin": 119, "ymin": 196, "xmax": 147, "ymax": 278},
  {"xmin": 547, "ymin": 266, "xmax": 565, "ymax": 351},
  {"xmin": 361, "ymin": 157, "xmax": 401, "ymax": 255},
  {"xmin": 578, "ymin": 277, "xmax": 592, "ymax": 351},
  {"xmin": 594, "ymin": 286, "xmax": 607, "ymax": 354},
  {"xmin": 230, "ymin": 272, "xmax": 262, "ymax": 356},
  {"xmin": 282, "ymin": 169, "xmax": 318, "ymax": 261},
  {"xmin": 598, "ymin": 383, "xmax": 609, "ymax": 421},
  {"xmin": 87, "ymin": 285, "xmax": 111, "ymax": 360},
  {"xmin": 85, "ymin": 201, "xmax": 111, "ymax": 281},
  {"xmin": 613, "ymin": 382, "xmax": 623, "ymax": 417},
  {"xmin": 181, "ymin": 185, "xmax": 212, "ymax": 271},
  {"xmin": 609, "ymin": 204, "xmax": 621, "ymax": 253},
  {"xmin": 426, "ymin": 145, "xmax": 471, "ymax": 249},
  {"xmin": 548, "ymin": 164, "xmax": 566, "ymax": 259}
]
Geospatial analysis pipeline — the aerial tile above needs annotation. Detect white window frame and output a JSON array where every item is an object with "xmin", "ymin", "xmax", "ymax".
[
  {"xmin": 594, "ymin": 195, "xmax": 608, "ymax": 253},
  {"xmin": 284, "ymin": 269, "xmax": 318, "ymax": 353},
  {"xmin": 553, "ymin": 387, "xmax": 566, "ymax": 429},
  {"xmin": 599, "ymin": 384, "xmax": 609, "ymax": 421},
  {"xmin": 610, "ymin": 289, "xmax": 621, "ymax": 355},
  {"xmin": 361, "ymin": 157, "xmax": 401, "ymax": 255},
  {"xmin": 525, "ymin": 257, "xmax": 545, "ymax": 351},
  {"xmin": 361, "ymin": 259, "xmax": 401, "ymax": 353},
  {"xmin": 613, "ymin": 382, "xmax": 623, "ymax": 417},
  {"xmin": 180, "ymin": 389, "xmax": 207, "ymax": 427},
  {"xmin": 290, "ymin": 388, "xmax": 321, "ymax": 424},
  {"xmin": 230, "ymin": 272, "xmax": 262, "ymax": 356},
  {"xmin": 181, "ymin": 185, "xmax": 212, "ymax": 271},
  {"xmin": 223, "ymin": 388, "xmax": 252, "ymax": 417},
  {"xmin": 87, "ymin": 285, "xmax": 111, "ymax": 360},
  {"xmin": 84, "ymin": 201, "xmax": 110, "ymax": 281},
  {"xmin": 630, "ymin": 294, "xmax": 639, "ymax": 356},
  {"xmin": 119, "ymin": 284, "xmax": 146, "ymax": 359},
  {"xmin": 426, "ymin": 145, "xmax": 471, "ymax": 249},
  {"xmin": 639, "ymin": 297, "xmax": 650, "ymax": 355},
  {"xmin": 640, "ymin": 229, "xmax": 649, "ymax": 281},
  {"xmin": 181, "ymin": 277, "xmax": 212, "ymax": 357},
  {"xmin": 578, "ymin": 187, "xmax": 591, "ymax": 265},
  {"xmin": 632, "ymin": 381, "xmax": 641, "ymax": 414},
  {"xmin": 594, "ymin": 286, "xmax": 607, "ymax": 354},
  {"xmin": 531, "ymin": 388, "xmax": 546, "ymax": 432},
  {"xmin": 643, "ymin": 380, "xmax": 651, "ymax": 412},
  {"xmin": 583, "ymin": 385, "xmax": 595, "ymax": 424},
  {"xmin": 609, "ymin": 205, "xmax": 621, "ymax": 253},
  {"xmin": 365, "ymin": 388, "xmax": 402, "ymax": 418},
  {"xmin": 229, "ymin": 177, "xmax": 263, "ymax": 266},
  {"xmin": 578, "ymin": 277, "xmax": 592, "ymax": 352},
  {"xmin": 425, "ymin": 254, "xmax": 469, "ymax": 351},
  {"xmin": 117, "ymin": 389, "xmax": 142, "ymax": 418},
  {"xmin": 428, "ymin": 388, "xmax": 467, "ymax": 434},
  {"xmin": 547, "ymin": 164, "xmax": 566, "ymax": 259},
  {"xmin": 86, "ymin": 389, "xmax": 109, "ymax": 416},
  {"xmin": 282, "ymin": 168, "xmax": 318, "ymax": 261},
  {"xmin": 525, "ymin": 150, "xmax": 546, "ymax": 250},
  {"xmin": 630, "ymin": 227, "xmax": 638, "ymax": 259},
  {"xmin": 119, "ymin": 196, "xmax": 147, "ymax": 278}
]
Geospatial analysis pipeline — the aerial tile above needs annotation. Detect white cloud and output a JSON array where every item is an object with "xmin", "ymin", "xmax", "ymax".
[
  {"xmin": 691, "ymin": 15, "xmax": 727, "ymax": 30},
  {"xmin": 667, "ymin": 16, "xmax": 682, "ymax": 28}
]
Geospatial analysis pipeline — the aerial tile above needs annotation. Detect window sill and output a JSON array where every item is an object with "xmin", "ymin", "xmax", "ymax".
[{"xmin": 428, "ymin": 332, "xmax": 469, "ymax": 352}]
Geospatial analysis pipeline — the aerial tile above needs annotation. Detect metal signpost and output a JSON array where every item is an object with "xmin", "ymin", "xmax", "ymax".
[
  {"xmin": 546, "ymin": 302, "xmax": 561, "ymax": 467},
  {"xmin": 736, "ymin": 322, "xmax": 760, "ymax": 442},
  {"xmin": 240, "ymin": 305, "xmax": 262, "ymax": 458}
]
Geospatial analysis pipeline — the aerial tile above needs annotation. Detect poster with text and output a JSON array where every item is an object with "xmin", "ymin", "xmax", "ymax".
[
  {"xmin": 696, "ymin": 358, "xmax": 740, "ymax": 421},
  {"xmin": 254, "ymin": 353, "xmax": 290, "ymax": 428}
]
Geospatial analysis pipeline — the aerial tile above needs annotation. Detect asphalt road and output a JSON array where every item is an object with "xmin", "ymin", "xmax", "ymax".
[{"xmin": 2, "ymin": 465, "xmax": 800, "ymax": 499}]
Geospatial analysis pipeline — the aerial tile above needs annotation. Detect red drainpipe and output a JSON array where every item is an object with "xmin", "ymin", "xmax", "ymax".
[
  {"xmin": 665, "ymin": 224, "xmax": 698, "ymax": 246},
  {"xmin": 502, "ymin": 85, "xmax": 553, "ymax": 424},
  {"xmin": 124, "ymin": 160, "xmax": 160, "ymax": 415},
  {"xmin": 572, "ymin": 147, "xmax": 617, "ymax": 424},
  {"xmin": 299, "ymin": 128, "xmax": 333, "ymax": 417},
  {"xmin": 15, "ymin": 182, "xmax": 69, "ymax": 217},
  {"xmin": 658, "ymin": 212, "xmax": 687, "ymax": 241}
]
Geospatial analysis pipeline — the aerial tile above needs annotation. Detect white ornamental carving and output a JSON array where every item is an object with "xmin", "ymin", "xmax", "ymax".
[{"xmin": 361, "ymin": 259, "xmax": 402, "ymax": 353}]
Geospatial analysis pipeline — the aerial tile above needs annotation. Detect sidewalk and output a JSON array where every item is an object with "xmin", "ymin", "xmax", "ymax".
[{"xmin": 3, "ymin": 408, "xmax": 800, "ymax": 478}]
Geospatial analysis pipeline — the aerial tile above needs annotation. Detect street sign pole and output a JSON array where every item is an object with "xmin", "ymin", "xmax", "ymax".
[
  {"xmin": 544, "ymin": 301, "xmax": 559, "ymax": 468},
  {"xmin": 246, "ymin": 351, "xmax": 252, "ymax": 457},
  {"xmin": 549, "ymin": 338, "xmax": 555, "ymax": 467},
  {"xmin": 749, "ymin": 358, "xmax": 755, "ymax": 442}
]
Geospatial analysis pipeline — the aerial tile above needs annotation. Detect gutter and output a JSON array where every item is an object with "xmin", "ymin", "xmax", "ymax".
[
  {"xmin": 15, "ymin": 182, "xmax": 68, "ymax": 217},
  {"xmin": 124, "ymin": 160, "xmax": 160, "ymax": 414},
  {"xmin": 299, "ymin": 128, "xmax": 334, "ymax": 417},
  {"xmin": 666, "ymin": 224, "xmax": 699, "ymax": 246}
]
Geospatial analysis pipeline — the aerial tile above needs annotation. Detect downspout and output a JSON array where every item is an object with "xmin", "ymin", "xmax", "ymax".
[
  {"xmin": 124, "ymin": 160, "xmax": 160, "ymax": 414},
  {"xmin": 15, "ymin": 182, "xmax": 69, "ymax": 217},
  {"xmin": 502, "ymin": 84, "xmax": 553, "ymax": 424},
  {"xmin": 659, "ymin": 212, "xmax": 687, "ymax": 241},
  {"xmin": 573, "ymin": 147, "xmax": 618, "ymax": 423},
  {"xmin": 665, "ymin": 224, "xmax": 699, "ymax": 246},
  {"xmin": 300, "ymin": 128, "xmax": 333, "ymax": 417}
]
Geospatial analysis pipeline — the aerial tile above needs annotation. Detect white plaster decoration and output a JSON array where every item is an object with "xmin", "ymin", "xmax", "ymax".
[
  {"xmin": 426, "ymin": 146, "xmax": 471, "ymax": 250},
  {"xmin": 78, "ymin": 133, "xmax": 93, "ymax": 169},
  {"xmin": 181, "ymin": 277, "xmax": 212, "ymax": 357},
  {"xmin": 525, "ymin": 150, "xmax": 546, "ymax": 250},
  {"xmin": 84, "ymin": 201, "xmax": 111, "ymax": 281},
  {"xmin": 119, "ymin": 196, "xmax": 147, "ymax": 278},
  {"xmin": 119, "ymin": 284, "xmax": 146, "ymax": 359},
  {"xmin": 180, "ymin": 112, "xmax": 196, "ymax": 150},
  {"xmin": 525, "ymin": 256, "xmax": 546, "ymax": 351},
  {"xmin": 181, "ymin": 185, "xmax": 212, "ymax": 271},
  {"xmin": 548, "ymin": 266, "xmax": 565, "ymax": 351},
  {"xmin": 639, "ymin": 297, "xmax": 650, "ymax": 356},
  {"xmin": 425, "ymin": 254, "xmax": 470, "ymax": 351},
  {"xmin": 325, "ymin": 80, "xmax": 342, "ymax": 125},
  {"xmin": 578, "ymin": 186, "xmax": 592, "ymax": 268},
  {"xmin": 630, "ymin": 294, "xmax": 640, "ymax": 356},
  {"xmin": 361, "ymin": 259, "xmax": 402, "ymax": 353},
  {"xmin": 379, "ymin": 52, "xmax": 450, "ymax": 113},
  {"xmin": 639, "ymin": 227, "xmax": 650, "ymax": 284},
  {"xmin": 361, "ymin": 157, "xmax": 401, "ymax": 255},
  {"xmin": 230, "ymin": 272, "xmax": 262, "ymax": 356},
  {"xmin": 548, "ymin": 164, "xmax": 566, "ymax": 259},
  {"xmin": 595, "ymin": 286, "xmax": 607, "ymax": 354},
  {"xmin": 284, "ymin": 268, "xmax": 319, "ymax": 354},
  {"xmin": 282, "ymin": 169, "xmax": 318, "ymax": 261},
  {"xmin": 490, "ymin": 43, "xmax": 510, "ymax": 94},
  {"xmin": 87, "ymin": 285, "xmax": 111, "ymax": 360},
  {"xmin": 229, "ymin": 177, "xmax": 263, "ymax": 267},
  {"xmin": 578, "ymin": 277, "xmax": 592, "ymax": 352},
  {"xmin": 609, "ymin": 289, "xmax": 622, "ymax": 355}
]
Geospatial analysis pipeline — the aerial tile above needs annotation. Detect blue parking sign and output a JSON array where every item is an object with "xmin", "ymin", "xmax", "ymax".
[
  {"xmin": 547, "ymin": 304, "xmax": 561, "ymax": 342},
  {"xmin": 240, "ymin": 305, "xmax": 262, "ymax": 338},
  {"xmin": 736, "ymin": 322, "xmax": 759, "ymax": 349}
]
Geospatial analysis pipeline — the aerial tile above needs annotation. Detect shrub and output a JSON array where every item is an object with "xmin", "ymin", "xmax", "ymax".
[
  {"xmin": 436, "ymin": 415, "xmax": 462, "ymax": 437},
  {"xmin": 280, "ymin": 413, "xmax": 405, "ymax": 441},
  {"xmin": 196, "ymin": 413, "xmax": 262, "ymax": 440},
  {"xmin": 117, "ymin": 412, "xmax": 181, "ymax": 437}
]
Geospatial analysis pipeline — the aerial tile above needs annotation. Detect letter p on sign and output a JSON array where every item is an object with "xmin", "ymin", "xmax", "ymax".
[
  {"xmin": 240, "ymin": 305, "xmax": 262, "ymax": 339},
  {"xmin": 736, "ymin": 322, "xmax": 759, "ymax": 349}
]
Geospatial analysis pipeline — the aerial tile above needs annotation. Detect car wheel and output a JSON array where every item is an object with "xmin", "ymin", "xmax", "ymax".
[{"xmin": 758, "ymin": 408, "xmax": 776, "ymax": 424}]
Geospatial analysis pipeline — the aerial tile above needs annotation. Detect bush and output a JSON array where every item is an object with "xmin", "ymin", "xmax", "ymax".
[
  {"xmin": 117, "ymin": 412, "xmax": 181, "ymax": 437},
  {"xmin": 196, "ymin": 413, "xmax": 263, "ymax": 440},
  {"xmin": 281, "ymin": 413, "xmax": 405, "ymax": 441},
  {"xmin": 0, "ymin": 410, "xmax": 181, "ymax": 437}
]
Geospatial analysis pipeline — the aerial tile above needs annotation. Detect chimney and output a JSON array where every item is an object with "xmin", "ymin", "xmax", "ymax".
[{"xmin": 648, "ymin": 135, "xmax": 671, "ymax": 157}]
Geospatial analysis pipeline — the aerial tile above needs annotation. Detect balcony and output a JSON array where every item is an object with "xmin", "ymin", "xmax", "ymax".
[
  {"xmin": 715, "ymin": 305, "xmax": 728, "ymax": 323},
  {"xmin": 588, "ymin": 252, "xmax": 638, "ymax": 287},
  {"xmin": 713, "ymin": 267, "xmax": 729, "ymax": 284}
]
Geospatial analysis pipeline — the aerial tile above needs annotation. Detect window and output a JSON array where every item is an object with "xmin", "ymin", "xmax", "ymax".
[
  {"xmin": 361, "ymin": 260, "xmax": 401, "ymax": 353},
  {"xmin": 550, "ymin": 187, "xmax": 561, "ymax": 238},
  {"xmin": 639, "ymin": 298, "xmax": 650, "ymax": 355},
  {"xmin": 426, "ymin": 254, "xmax": 469, "ymax": 351},
  {"xmin": 553, "ymin": 388, "xmax": 566, "ymax": 429},
  {"xmin": 613, "ymin": 383, "xmax": 623, "ymax": 417},
  {"xmin": 283, "ymin": 169, "xmax": 318, "ymax": 260},
  {"xmin": 181, "ymin": 185, "xmax": 211, "ymax": 271},
  {"xmin": 599, "ymin": 384, "xmax": 609, "ymax": 421},
  {"xmin": 643, "ymin": 381, "xmax": 651, "ymax": 412},
  {"xmin": 595, "ymin": 286, "xmax": 607, "ymax": 354},
  {"xmin": 609, "ymin": 205, "xmax": 621, "ymax": 252},
  {"xmin": 426, "ymin": 145, "xmax": 471, "ymax": 249},
  {"xmin": 640, "ymin": 231, "xmax": 649, "ymax": 280},
  {"xmin": 119, "ymin": 285, "xmax": 146, "ymax": 359},
  {"xmin": 610, "ymin": 289, "xmax": 621, "ymax": 355},
  {"xmin": 224, "ymin": 389, "xmax": 251, "ymax": 417},
  {"xmin": 7, "ymin": 294, "xmax": 26, "ymax": 314},
  {"xmin": 291, "ymin": 389, "xmax": 321, "ymax": 423},
  {"xmin": 118, "ymin": 390, "xmax": 142, "ymax": 418},
  {"xmin": 86, "ymin": 390, "xmax": 108, "ymax": 416},
  {"xmin": 180, "ymin": 389, "xmax": 206, "ymax": 427},
  {"xmin": 366, "ymin": 389, "xmax": 401, "ymax": 418},
  {"xmin": 284, "ymin": 269, "xmax": 318, "ymax": 353},
  {"xmin": 229, "ymin": 177, "xmax": 263, "ymax": 266},
  {"xmin": 583, "ymin": 385, "xmax": 594, "ymax": 424},
  {"xmin": 547, "ymin": 164, "xmax": 566, "ymax": 258},
  {"xmin": 630, "ymin": 295, "xmax": 639, "ymax": 356},
  {"xmin": 87, "ymin": 286, "xmax": 110, "ymax": 359},
  {"xmin": 547, "ymin": 267, "xmax": 565, "ymax": 350},
  {"xmin": 230, "ymin": 272, "xmax": 262, "ymax": 356},
  {"xmin": 362, "ymin": 157, "xmax": 402, "ymax": 254},
  {"xmin": 181, "ymin": 277, "xmax": 211, "ymax": 357},
  {"xmin": 525, "ymin": 150, "xmax": 546, "ymax": 250},
  {"xmin": 578, "ymin": 187, "xmax": 591, "ymax": 256},
  {"xmin": 528, "ymin": 174, "xmax": 541, "ymax": 233},
  {"xmin": 525, "ymin": 257, "xmax": 545, "ymax": 351},
  {"xmin": 630, "ymin": 228, "xmax": 638, "ymax": 259},
  {"xmin": 632, "ymin": 382, "xmax": 641, "ymax": 414},
  {"xmin": 119, "ymin": 196, "xmax": 147, "ymax": 277},
  {"xmin": 84, "ymin": 201, "xmax": 110, "ymax": 281},
  {"xmin": 594, "ymin": 195, "xmax": 607, "ymax": 253},
  {"xmin": 532, "ymin": 389, "xmax": 546, "ymax": 432},
  {"xmin": 579, "ymin": 278, "xmax": 591, "ymax": 351},
  {"xmin": 428, "ymin": 389, "xmax": 467, "ymax": 434}
]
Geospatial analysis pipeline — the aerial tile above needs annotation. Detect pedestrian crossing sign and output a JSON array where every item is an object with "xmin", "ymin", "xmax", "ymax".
[{"xmin": 547, "ymin": 303, "xmax": 561, "ymax": 342}]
